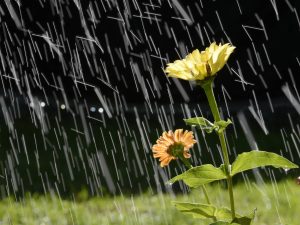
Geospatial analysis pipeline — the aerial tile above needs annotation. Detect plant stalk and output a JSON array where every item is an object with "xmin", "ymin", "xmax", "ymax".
[
  {"xmin": 201, "ymin": 80, "xmax": 236, "ymax": 219},
  {"xmin": 201, "ymin": 185, "xmax": 211, "ymax": 205},
  {"xmin": 179, "ymin": 156, "xmax": 216, "ymax": 221}
]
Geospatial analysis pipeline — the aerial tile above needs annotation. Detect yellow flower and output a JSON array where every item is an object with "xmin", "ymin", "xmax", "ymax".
[
  {"xmin": 165, "ymin": 42, "xmax": 235, "ymax": 81},
  {"xmin": 152, "ymin": 129, "xmax": 197, "ymax": 167}
]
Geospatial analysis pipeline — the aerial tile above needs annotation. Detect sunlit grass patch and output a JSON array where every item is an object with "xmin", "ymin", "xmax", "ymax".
[{"xmin": 1, "ymin": 179, "xmax": 299, "ymax": 225}]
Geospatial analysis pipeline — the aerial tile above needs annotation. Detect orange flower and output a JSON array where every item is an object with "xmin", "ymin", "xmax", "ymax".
[{"xmin": 152, "ymin": 129, "xmax": 197, "ymax": 167}]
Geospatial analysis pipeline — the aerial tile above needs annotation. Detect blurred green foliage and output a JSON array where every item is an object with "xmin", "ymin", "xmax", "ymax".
[{"xmin": 1, "ymin": 179, "xmax": 299, "ymax": 225}]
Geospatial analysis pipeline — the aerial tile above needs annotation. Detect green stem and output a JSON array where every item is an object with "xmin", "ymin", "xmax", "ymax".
[
  {"xmin": 201, "ymin": 185, "xmax": 211, "ymax": 205},
  {"xmin": 179, "ymin": 156, "xmax": 216, "ymax": 222},
  {"xmin": 201, "ymin": 80, "xmax": 236, "ymax": 219}
]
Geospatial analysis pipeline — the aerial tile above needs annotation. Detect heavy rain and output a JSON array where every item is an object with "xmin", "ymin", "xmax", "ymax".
[{"xmin": 0, "ymin": 0, "xmax": 300, "ymax": 224}]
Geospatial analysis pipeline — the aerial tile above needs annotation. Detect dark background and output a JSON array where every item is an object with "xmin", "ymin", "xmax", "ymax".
[{"xmin": 0, "ymin": 0, "xmax": 300, "ymax": 198}]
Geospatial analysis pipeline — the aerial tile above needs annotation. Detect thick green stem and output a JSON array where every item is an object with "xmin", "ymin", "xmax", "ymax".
[{"xmin": 201, "ymin": 80, "xmax": 236, "ymax": 219}]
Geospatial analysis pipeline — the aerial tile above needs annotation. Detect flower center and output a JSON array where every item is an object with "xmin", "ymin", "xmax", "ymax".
[{"xmin": 168, "ymin": 142, "xmax": 185, "ymax": 157}]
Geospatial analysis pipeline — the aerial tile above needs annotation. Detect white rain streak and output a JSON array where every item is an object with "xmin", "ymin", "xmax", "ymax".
[
  {"xmin": 237, "ymin": 112, "xmax": 265, "ymax": 185},
  {"xmin": 237, "ymin": 112, "xmax": 258, "ymax": 151},
  {"xmin": 248, "ymin": 91, "xmax": 269, "ymax": 135},
  {"xmin": 4, "ymin": 0, "xmax": 22, "ymax": 28},
  {"xmin": 97, "ymin": 151, "xmax": 116, "ymax": 194},
  {"xmin": 79, "ymin": 104, "xmax": 91, "ymax": 145},
  {"xmin": 94, "ymin": 88, "xmax": 112, "ymax": 118},
  {"xmin": 171, "ymin": 0, "xmax": 193, "ymax": 25},
  {"xmin": 171, "ymin": 78, "xmax": 190, "ymax": 102},
  {"xmin": 282, "ymin": 83, "xmax": 300, "ymax": 115},
  {"xmin": 0, "ymin": 96, "xmax": 14, "ymax": 133}
]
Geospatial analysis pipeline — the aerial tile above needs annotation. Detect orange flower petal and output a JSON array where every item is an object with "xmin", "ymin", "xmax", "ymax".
[{"xmin": 151, "ymin": 129, "xmax": 197, "ymax": 167}]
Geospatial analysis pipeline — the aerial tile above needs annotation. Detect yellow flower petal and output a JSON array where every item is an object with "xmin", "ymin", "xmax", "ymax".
[{"xmin": 164, "ymin": 42, "xmax": 235, "ymax": 81}]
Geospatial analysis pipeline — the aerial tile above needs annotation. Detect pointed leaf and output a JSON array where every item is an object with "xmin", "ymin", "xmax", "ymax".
[
  {"xmin": 209, "ymin": 210, "xmax": 256, "ymax": 225},
  {"xmin": 232, "ymin": 209, "xmax": 256, "ymax": 225},
  {"xmin": 184, "ymin": 117, "xmax": 216, "ymax": 133},
  {"xmin": 231, "ymin": 150, "xmax": 298, "ymax": 176},
  {"xmin": 232, "ymin": 217, "xmax": 252, "ymax": 225},
  {"xmin": 169, "ymin": 164, "xmax": 227, "ymax": 188},
  {"xmin": 173, "ymin": 202, "xmax": 216, "ymax": 219},
  {"xmin": 214, "ymin": 119, "xmax": 232, "ymax": 133},
  {"xmin": 215, "ymin": 208, "xmax": 234, "ymax": 221},
  {"xmin": 184, "ymin": 117, "xmax": 232, "ymax": 134},
  {"xmin": 184, "ymin": 117, "xmax": 208, "ymax": 126},
  {"xmin": 174, "ymin": 202, "xmax": 237, "ymax": 221}
]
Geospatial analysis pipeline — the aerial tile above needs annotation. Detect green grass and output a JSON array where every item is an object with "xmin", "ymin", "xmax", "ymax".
[{"xmin": 1, "ymin": 179, "xmax": 299, "ymax": 225}]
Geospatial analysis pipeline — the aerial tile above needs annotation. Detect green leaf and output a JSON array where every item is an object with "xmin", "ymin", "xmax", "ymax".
[
  {"xmin": 232, "ymin": 217, "xmax": 252, "ymax": 225},
  {"xmin": 169, "ymin": 164, "xmax": 227, "ymax": 188},
  {"xmin": 231, "ymin": 150, "xmax": 298, "ymax": 176},
  {"xmin": 173, "ymin": 202, "xmax": 234, "ymax": 221},
  {"xmin": 184, "ymin": 117, "xmax": 208, "ymax": 127},
  {"xmin": 184, "ymin": 117, "xmax": 215, "ymax": 133},
  {"xmin": 174, "ymin": 204, "xmax": 255, "ymax": 225},
  {"xmin": 209, "ymin": 222, "xmax": 231, "ymax": 225},
  {"xmin": 214, "ymin": 119, "xmax": 232, "ymax": 133},
  {"xmin": 184, "ymin": 117, "xmax": 232, "ymax": 134},
  {"xmin": 215, "ymin": 208, "xmax": 234, "ymax": 221},
  {"xmin": 209, "ymin": 210, "xmax": 256, "ymax": 225},
  {"xmin": 232, "ymin": 210, "xmax": 256, "ymax": 225},
  {"xmin": 173, "ymin": 202, "xmax": 215, "ymax": 219}
]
